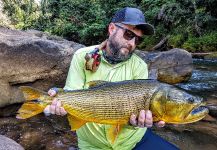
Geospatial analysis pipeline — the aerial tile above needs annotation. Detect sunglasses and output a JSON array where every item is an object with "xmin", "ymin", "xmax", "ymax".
[{"xmin": 114, "ymin": 24, "xmax": 143, "ymax": 45}]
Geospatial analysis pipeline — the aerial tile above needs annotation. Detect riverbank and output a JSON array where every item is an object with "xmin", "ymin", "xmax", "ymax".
[{"xmin": 191, "ymin": 52, "xmax": 217, "ymax": 59}]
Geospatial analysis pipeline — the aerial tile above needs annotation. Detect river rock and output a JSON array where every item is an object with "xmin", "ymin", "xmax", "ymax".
[
  {"xmin": 207, "ymin": 98, "xmax": 217, "ymax": 118},
  {"xmin": 154, "ymin": 121, "xmax": 217, "ymax": 150},
  {"xmin": 0, "ymin": 27, "xmax": 193, "ymax": 107},
  {"xmin": 0, "ymin": 115, "xmax": 77, "ymax": 150},
  {"xmin": 135, "ymin": 48, "xmax": 193, "ymax": 84},
  {"xmin": 0, "ymin": 135, "xmax": 24, "ymax": 150},
  {"xmin": 0, "ymin": 27, "xmax": 84, "ymax": 107}
]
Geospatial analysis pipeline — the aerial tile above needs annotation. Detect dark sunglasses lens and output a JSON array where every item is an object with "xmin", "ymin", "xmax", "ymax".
[
  {"xmin": 123, "ymin": 30, "xmax": 135, "ymax": 40},
  {"xmin": 124, "ymin": 30, "xmax": 143, "ymax": 45}
]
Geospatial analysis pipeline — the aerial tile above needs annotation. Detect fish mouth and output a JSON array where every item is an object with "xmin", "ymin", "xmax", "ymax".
[
  {"xmin": 191, "ymin": 105, "xmax": 208, "ymax": 115},
  {"xmin": 181, "ymin": 104, "xmax": 209, "ymax": 124}
]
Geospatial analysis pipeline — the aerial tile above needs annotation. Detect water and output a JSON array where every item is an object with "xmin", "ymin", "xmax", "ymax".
[{"xmin": 177, "ymin": 59, "xmax": 217, "ymax": 99}]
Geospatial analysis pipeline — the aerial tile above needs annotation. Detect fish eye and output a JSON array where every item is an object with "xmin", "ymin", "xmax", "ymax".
[{"xmin": 188, "ymin": 97, "xmax": 195, "ymax": 103}]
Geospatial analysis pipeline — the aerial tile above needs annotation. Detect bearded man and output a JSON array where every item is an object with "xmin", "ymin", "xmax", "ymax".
[{"xmin": 44, "ymin": 7, "xmax": 179, "ymax": 150}]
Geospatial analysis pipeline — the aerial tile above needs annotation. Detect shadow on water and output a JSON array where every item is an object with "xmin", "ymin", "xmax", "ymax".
[{"xmin": 0, "ymin": 58, "xmax": 217, "ymax": 150}]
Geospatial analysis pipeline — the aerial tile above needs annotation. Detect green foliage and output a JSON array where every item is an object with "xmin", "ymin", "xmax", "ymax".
[
  {"xmin": 169, "ymin": 34, "xmax": 184, "ymax": 48},
  {"xmin": 2, "ymin": 0, "xmax": 40, "ymax": 29},
  {"xmin": 183, "ymin": 32, "xmax": 217, "ymax": 52},
  {"xmin": 1, "ymin": 0, "xmax": 217, "ymax": 52},
  {"xmin": 138, "ymin": 24, "xmax": 168, "ymax": 50},
  {"xmin": 35, "ymin": 0, "xmax": 138, "ymax": 45},
  {"xmin": 140, "ymin": 0, "xmax": 217, "ymax": 52}
]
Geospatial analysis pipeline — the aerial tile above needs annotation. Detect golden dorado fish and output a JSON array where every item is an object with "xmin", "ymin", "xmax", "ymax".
[{"xmin": 16, "ymin": 80, "xmax": 208, "ymax": 131}]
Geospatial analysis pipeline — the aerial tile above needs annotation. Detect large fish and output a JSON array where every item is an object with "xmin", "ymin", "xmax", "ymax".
[{"xmin": 16, "ymin": 80, "xmax": 208, "ymax": 132}]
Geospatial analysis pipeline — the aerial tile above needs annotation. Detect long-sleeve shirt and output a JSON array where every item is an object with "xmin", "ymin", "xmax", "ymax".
[{"xmin": 64, "ymin": 45, "xmax": 148, "ymax": 150}]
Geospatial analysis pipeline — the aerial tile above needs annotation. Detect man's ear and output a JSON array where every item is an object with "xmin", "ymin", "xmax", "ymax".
[{"xmin": 108, "ymin": 23, "xmax": 116, "ymax": 35}]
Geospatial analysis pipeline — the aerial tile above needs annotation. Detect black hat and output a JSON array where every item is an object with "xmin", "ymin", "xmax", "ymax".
[{"xmin": 112, "ymin": 7, "xmax": 155, "ymax": 35}]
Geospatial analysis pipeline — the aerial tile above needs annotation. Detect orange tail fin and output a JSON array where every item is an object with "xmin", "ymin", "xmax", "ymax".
[{"xmin": 16, "ymin": 86, "xmax": 51, "ymax": 119}]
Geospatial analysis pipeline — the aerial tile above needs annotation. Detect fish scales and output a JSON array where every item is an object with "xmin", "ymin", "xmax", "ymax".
[{"xmin": 58, "ymin": 80, "xmax": 158, "ymax": 123}]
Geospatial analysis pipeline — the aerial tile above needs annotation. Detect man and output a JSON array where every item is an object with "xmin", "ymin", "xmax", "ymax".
[{"xmin": 44, "ymin": 7, "xmax": 179, "ymax": 150}]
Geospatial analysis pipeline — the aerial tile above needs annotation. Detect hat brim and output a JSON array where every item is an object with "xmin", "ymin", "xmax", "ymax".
[{"xmin": 121, "ymin": 22, "xmax": 155, "ymax": 35}]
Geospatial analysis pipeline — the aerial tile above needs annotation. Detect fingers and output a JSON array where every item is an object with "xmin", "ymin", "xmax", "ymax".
[
  {"xmin": 50, "ymin": 98, "xmax": 58, "ymax": 114},
  {"xmin": 130, "ymin": 114, "xmax": 137, "ymax": 126},
  {"xmin": 144, "ymin": 110, "xmax": 153, "ymax": 128},
  {"xmin": 48, "ymin": 89, "xmax": 57, "ymax": 97},
  {"xmin": 55, "ymin": 100, "xmax": 67, "ymax": 116},
  {"xmin": 44, "ymin": 105, "xmax": 51, "ymax": 116},
  {"xmin": 155, "ymin": 120, "xmax": 165, "ymax": 128},
  {"xmin": 60, "ymin": 107, "xmax": 67, "ymax": 116},
  {"xmin": 129, "ymin": 110, "xmax": 153, "ymax": 128},
  {"xmin": 55, "ymin": 99, "xmax": 62, "ymax": 115},
  {"xmin": 44, "ymin": 98, "xmax": 67, "ymax": 116},
  {"xmin": 138, "ymin": 110, "xmax": 145, "ymax": 127}
]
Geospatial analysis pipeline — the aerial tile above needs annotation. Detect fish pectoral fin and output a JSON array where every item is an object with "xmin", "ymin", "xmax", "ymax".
[
  {"xmin": 16, "ymin": 102, "xmax": 45, "ymax": 119},
  {"xmin": 87, "ymin": 80, "xmax": 109, "ymax": 89},
  {"xmin": 107, "ymin": 124, "xmax": 122, "ymax": 144},
  {"xmin": 67, "ymin": 114, "xmax": 87, "ymax": 131}
]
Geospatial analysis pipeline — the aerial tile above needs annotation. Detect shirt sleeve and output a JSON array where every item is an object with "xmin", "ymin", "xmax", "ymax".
[{"xmin": 64, "ymin": 52, "xmax": 86, "ymax": 90}]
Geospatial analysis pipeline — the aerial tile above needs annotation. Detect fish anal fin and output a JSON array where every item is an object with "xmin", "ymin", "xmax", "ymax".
[
  {"xmin": 16, "ymin": 102, "xmax": 45, "ymax": 119},
  {"xmin": 87, "ymin": 80, "xmax": 109, "ymax": 88},
  {"xmin": 67, "ymin": 114, "xmax": 87, "ymax": 131},
  {"xmin": 107, "ymin": 124, "xmax": 122, "ymax": 144}
]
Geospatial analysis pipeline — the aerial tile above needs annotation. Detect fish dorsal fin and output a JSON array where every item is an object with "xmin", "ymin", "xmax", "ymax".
[
  {"xmin": 16, "ymin": 102, "xmax": 46, "ymax": 119},
  {"xmin": 19, "ymin": 86, "xmax": 46, "ymax": 101},
  {"xmin": 87, "ymin": 80, "xmax": 109, "ymax": 88},
  {"xmin": 67, "ymin": 114, "xmax": 87, "ymax": 131},
  {"xmin": 107, "ymin": 124, "xmax": 122, "ymax": 144}
]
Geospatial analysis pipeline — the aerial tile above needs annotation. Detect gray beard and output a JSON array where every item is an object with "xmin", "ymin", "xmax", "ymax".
[{"xmin": 103, "ymin": 35, "xmax": 133, "ymax": 64}]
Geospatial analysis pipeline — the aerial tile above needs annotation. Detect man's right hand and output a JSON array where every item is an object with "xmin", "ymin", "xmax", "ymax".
[{"xmin": 43, "ymin": 89, "xmax": 67, "ymax": 116}]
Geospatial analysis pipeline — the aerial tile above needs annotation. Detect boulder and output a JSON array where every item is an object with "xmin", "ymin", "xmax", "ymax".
[
  {"xmin": 0, "ymin": 27, "xmax": 84, "ymax": 107},
  {"xmin": 154, "ymin": 120, "xmax": 217, "ymax": 150},
  {"xmin": 135, "ymin": 49, "xmax": 193, "ymax": 84},
  {"xmin": 0, "ymin": 135, "xmax": 24, "ymax": 150},
  {"xmin": 0, "ymin": 27, "xmax": 193, "ymax": 107}
]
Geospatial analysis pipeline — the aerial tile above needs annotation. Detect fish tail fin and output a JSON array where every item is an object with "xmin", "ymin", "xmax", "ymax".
[{"xmin": 16, "ymin": 86, "xmax": 50, "ymax": 119}]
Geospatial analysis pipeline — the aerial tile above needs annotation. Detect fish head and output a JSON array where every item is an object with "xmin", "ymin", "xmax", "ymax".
[{"xmin": 150, "ymin": 85, "xmax": 209, "ymax": 124}]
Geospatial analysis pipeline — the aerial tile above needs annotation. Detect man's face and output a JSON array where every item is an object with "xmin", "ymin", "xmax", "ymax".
[{"xmin": 107, "ymin": 23, "xmax": 143, "ymax": 62}]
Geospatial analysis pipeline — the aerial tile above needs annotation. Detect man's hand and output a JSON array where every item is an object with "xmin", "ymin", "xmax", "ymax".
[
  {"xmin": 48, "ymin": 88, "xmax": 57, "ymax": 97},
  {"xmin": 129, "ymin": 110, "xmax": 165, "ymax": 128},
  {"xmin": 43, "ymin": 89, "xmax": 67, "ymax": 116}
]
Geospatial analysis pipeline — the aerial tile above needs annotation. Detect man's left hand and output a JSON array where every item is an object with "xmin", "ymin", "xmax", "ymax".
[{"xmin": 129, "ymin": 110, "xmax": 165, "ymax": 128}]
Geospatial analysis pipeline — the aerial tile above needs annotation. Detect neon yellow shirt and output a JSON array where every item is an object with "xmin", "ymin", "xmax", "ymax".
[{"xmin": 64, "ymin": 45, "xmax": 148, "ymax": 150}]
